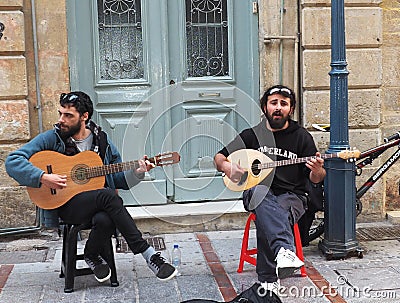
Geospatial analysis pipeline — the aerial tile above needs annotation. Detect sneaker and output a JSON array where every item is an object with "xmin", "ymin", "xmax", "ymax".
[
  {"xmin": 147, "ymin": 252, "xmax": 178, "ymax": 281},
  {"xmin": 40, "ymin": 227, "xmax": 60, "ymax": 241},
  {"xmin": 275, "ymin": 247, "xmax": 304, "ymax": 279},
  {"xmin": 84, "ymin": 254, "xmax": 111, "ymax": 283},
  {"xmin": 259, "ymin": 280, "xmax": 281, "ymax": 297}
]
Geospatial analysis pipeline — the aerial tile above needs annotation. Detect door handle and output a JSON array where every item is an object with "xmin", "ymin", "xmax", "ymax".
[{"xmin": 198, "ymin": 92, "xmax": 221, "ymax": 97}]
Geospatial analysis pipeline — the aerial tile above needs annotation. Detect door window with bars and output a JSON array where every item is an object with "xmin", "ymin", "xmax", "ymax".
[
  {"xmin": 186, "ymin": 0, "xmax": 229, "ymax": 77},
  {"xmin": 97, "ymin": 0, "xmax": 144, "ymax": 80}
]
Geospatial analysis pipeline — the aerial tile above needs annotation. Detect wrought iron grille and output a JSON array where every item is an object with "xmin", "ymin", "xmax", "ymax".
[
  {"xmin": 186, "ymin": 0, "xmax": 229, "ymax": 78},
  {"xmin": 97, "ymin": 0, "xmax": 144, "ymax": 80}
]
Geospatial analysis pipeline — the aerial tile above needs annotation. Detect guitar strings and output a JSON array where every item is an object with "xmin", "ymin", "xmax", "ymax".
[
  {"xmin": 42, "ymin": 155, "xmax": 176, "ymax": 178},
  {"xmin": 248, "ymin": 153, "xmax": 341, "ymax": 170}
]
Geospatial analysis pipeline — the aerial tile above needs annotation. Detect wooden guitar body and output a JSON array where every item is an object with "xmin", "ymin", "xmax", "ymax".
[
  {"xmin": 28, "ymin": 151, "xmax": 105, "ymax": 209},
  {"xmin": 223, "ymin": 149, "xmax": 273, "ymax": 192}
]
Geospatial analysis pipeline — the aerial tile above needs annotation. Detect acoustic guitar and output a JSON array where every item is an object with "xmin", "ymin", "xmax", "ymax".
[
  {"xmin": 27, "ymin": 150, "xmax": 180, "ymax": 209},
  {"xmin": 223, "ymin": 149, "xmax": 360, "ymax": 192}
]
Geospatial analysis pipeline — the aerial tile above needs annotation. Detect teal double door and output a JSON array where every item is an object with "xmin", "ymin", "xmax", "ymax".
[{"xmin": 67, "ymin": 0, "xmax": 260, "ymax": 205}]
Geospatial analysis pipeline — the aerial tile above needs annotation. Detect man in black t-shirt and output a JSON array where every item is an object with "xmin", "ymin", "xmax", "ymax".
[{"xmin": 214, "ymin": 85, "xmax": 326, "ymax": 296}]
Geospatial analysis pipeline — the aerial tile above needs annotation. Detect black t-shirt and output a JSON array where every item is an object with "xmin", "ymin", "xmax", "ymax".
[{"xmin": 218, "ymin": 119, "xmax": 318, "ymax": 195}]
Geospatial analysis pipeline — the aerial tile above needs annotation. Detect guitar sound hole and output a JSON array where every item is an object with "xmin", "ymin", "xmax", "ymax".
[
  {"xmin": 71, "ymin": 164, "xmax": 90, "ymax": 184},
  {"xmin": 251, "ymin": 159, "xmax": 261, "ymax": 176}
]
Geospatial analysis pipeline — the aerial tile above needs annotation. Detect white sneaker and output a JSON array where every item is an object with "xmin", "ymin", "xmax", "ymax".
[
  {"xmin": 275, "ymin": 247, "xmax": 304, "ymax": 279},
  {"xmin": 259, "ymin": 280, "xmax": 280, "ymax": 297}
]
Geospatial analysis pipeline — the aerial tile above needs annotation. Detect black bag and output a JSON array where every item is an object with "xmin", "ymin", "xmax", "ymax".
[
  {"xmin": 298, "ymin": 180, "xmax": 325, "ymax": 246},
  {"xmin": 305, "ymin": 180, "xmax": 324, "ymax": 212},
  {"xmin": 181, "ymin": 283, "xmax": 282, "ymax": 303}
]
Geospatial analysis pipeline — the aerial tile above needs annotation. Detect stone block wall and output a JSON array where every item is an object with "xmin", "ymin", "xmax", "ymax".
[
  {"xmin": 300, "ymin": 0, "xmax": 399, "ymax": 217},
  {"xmin": 381, "ymin": 0, "xmax": 400, "ymax": 210},
  {"xmin": 0, "ymin": 0, "xmax": 69, "ymax": 230},
  {"xmin": 0, "ymin": 0, "xmax": 36, "ymax": 229}
]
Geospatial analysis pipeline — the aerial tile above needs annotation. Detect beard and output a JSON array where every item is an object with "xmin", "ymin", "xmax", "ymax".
[
  {"xmin": 59, "ymin": 121, "xmax": 82, "ymax": 139},
  {"xmin": 266, "ymin": 111, "xmax": 290, "ymax": 129}
]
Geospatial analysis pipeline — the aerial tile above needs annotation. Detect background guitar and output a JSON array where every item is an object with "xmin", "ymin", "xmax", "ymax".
[
  {"xmin": 223, "ymin": 149, "xmax": 360, "ymax": 192},
  {"xmin": 27, "ymin": 150, "xmax": 180, "ymax": 209}
]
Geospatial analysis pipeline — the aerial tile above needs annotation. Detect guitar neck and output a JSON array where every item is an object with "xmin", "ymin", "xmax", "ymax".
[
  {"xmin": 261, "ymin": 153, "xmax": 338, "ymax": 169},
  {"xmin": 87, "ymin": 160, "xmax": 140, "ymax": 178}
]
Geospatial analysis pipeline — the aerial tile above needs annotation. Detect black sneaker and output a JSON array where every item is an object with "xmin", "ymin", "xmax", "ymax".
[
  {"xmin": 84, "ymin": 254, "xmax": 111, "ymax": 283},
  {"xmin": 147, "ymin": 252, "xmax": 178, "ymax": 281}
]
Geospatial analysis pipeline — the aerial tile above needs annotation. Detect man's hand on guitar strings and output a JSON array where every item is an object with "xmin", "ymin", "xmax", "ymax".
[
  {"xmin": 224, "ymin": 161, "xmax": 245, "ymax": 183},
  {"xmin": 40, "ymin": 173, "xmax": 67, "ymax": 189}
]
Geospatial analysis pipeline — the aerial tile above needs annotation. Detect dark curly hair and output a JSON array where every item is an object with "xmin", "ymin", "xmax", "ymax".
[
  {"xmin": 59, "ymin": 91, "xmax": 93, "ymax": 124},
  {"xmin": 260, "ymin": 85, "xmax": 296, "ymax": 115}
]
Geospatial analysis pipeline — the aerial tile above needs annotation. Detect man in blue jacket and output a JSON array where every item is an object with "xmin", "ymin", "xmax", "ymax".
[{"xmin": 6, "ymin": 91, "xmax": 177, "ymax": 283}]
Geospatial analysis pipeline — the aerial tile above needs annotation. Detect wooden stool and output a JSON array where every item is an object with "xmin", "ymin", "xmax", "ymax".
[
  {"xmin": 59, "ymin": 222, "xmax": 119, "ymax": 293},
  {"xmin": 237, "ymin": 213, "xmax": 307, "ymax": 277}
]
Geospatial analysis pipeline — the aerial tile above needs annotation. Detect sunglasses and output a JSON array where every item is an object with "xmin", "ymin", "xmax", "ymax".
[
  {"xmin": 60, "ymin": 93, "xmax": 79, "ymax": 102},
  {"xmin": 267, "ymin": 87, "xmax": 292, "ymax": 96}
]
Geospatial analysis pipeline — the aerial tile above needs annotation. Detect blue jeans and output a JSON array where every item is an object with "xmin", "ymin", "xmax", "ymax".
[{"xmin": 249, "ymin": 188, "xmax": 305, "ymax": 283}]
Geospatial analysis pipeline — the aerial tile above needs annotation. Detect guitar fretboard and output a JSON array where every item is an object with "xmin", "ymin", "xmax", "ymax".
[
  {"xmin": 260, "ymin": 153, "xmax": 338, "ymax": 169},
  {"xmin": 86, "ymin": 161, "xmax": 140, "ymax": 178}
]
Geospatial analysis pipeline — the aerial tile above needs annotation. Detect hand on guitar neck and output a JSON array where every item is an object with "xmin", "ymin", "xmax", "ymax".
[
  {"xmin": 135, "ymin": 155, "xmax": 156, "ymax": 174},
  {"xmin": 305, "ymin": 151, "xmax": 326, "ymax": 184}
]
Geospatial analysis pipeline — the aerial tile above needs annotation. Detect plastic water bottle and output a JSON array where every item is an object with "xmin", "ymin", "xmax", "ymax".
[{"xmin": 172, "ymin": 244, "xmax": 181, "ymax": 270}]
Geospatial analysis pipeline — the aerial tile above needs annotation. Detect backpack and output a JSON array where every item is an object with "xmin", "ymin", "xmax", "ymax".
[{"xmin": 181, "ymin": 283, "xmax": 282, "ymax": 303}]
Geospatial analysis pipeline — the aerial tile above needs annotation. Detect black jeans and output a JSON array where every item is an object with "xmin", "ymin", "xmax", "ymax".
[{"xmin": 58, "ymin": 188, "xmax": 150, "ymax": 255}]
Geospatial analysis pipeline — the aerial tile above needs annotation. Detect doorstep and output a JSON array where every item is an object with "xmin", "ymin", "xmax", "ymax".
[
  {"xmin": 126, "ymin": 200, "xmax": 249, "ymax": 234},
  {"xmin": 386, "ymin": 210, "xmax": 400, "ymax": 224}
]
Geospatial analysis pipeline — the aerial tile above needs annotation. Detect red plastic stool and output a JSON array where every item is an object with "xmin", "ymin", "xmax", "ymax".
[{"xmin": 237, "ymin": 213, "xmax": 307, "ymax": 277}]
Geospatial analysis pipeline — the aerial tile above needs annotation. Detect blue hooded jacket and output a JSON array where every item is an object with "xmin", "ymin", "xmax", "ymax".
[{"xmin": 5, "ymin": 121, "xmax": 143, "ymax": 227}]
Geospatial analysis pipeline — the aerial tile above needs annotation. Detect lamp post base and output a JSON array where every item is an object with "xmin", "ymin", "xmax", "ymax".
[{"xmin": 318, "ymin": 239, "xmax": 363, "ymax": 260}]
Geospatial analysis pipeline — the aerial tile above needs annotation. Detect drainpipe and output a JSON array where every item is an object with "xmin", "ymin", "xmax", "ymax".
[
  {"xmin": 0, "ymin": 0, "xmax": 43, "ymax": 236},
  {"xmin": 279, "ymin": 0, "xmax": 285, "ymax": 84},
  {"xmin": 264, "ymin": 0, "xmax": 300, "ymax": 120},
  {"xmin": 31, "ymin": 0, "xmax": 43, "ymax": 133}
]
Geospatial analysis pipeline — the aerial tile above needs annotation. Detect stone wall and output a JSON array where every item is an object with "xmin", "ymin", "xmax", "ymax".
[
  {"xmin": 0, "ymin": 0, "xmax": 69, "ymax": 230},
  {"xmin": 302, "ymin": 0, "xmax": 400, "ymax": 216},
  {"xmin": 381, "ymin": 0, "xmax": 400, "ymax": 210},
  {"xmin": 0, "ymin": 0, "xmax": 35, "ymax": 229},
  {"xmin": 301, "ymin": 0, "xmax": 386, "ymax": 217}
]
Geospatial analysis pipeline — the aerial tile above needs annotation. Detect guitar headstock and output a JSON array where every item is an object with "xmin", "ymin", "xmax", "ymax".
[
  {"xmin": 150, "ymin": 152, "xmax": 181, "ymax": 166},
  {"xmin": 337, "ymin": 149, "xmax": 361, "ymax": 160}
]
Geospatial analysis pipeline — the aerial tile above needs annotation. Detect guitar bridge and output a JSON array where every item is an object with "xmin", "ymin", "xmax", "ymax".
[{"xmin": 46, "ymin": 165, "xmax": 56, "ymax": 195}]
